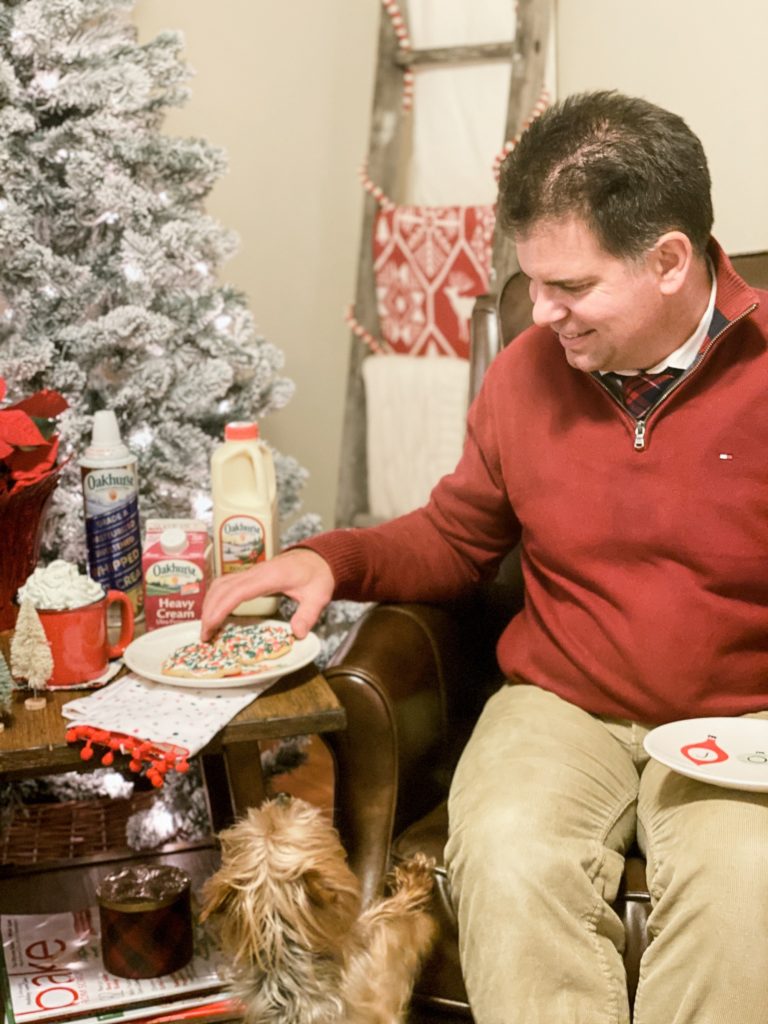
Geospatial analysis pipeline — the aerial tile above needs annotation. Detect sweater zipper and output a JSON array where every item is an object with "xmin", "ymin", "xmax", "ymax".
[
  {"xmin": 598, "ymin": 302, "xmax": 758, "ymax": 451},
  {"xmin": 633, "ymin": 419, "xmax": 646, "ymax": 451}
]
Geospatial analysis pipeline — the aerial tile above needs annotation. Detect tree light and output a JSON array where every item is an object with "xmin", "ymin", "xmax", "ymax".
[
  {"xmin": 123, "ymin": 263, "xmax": 143, "ymax": 283},
  {"xmin": 34, "ymin": 70, "xmax": 61, "ymax": 93},
  {"xmin": 129, "ymin": 425, "xmax": 154, "ymax": 450},
  {"xmin": 192, "ymin": 492, "xmax": 213, "ymax": 518}
]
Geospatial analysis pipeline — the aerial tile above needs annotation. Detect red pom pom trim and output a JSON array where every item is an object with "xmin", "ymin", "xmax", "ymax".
[{"xmin": 65, "ymin": 724, "xmax": 191, "ymax": 788}]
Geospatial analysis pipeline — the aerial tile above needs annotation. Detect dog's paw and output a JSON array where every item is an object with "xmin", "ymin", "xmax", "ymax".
[{"xmin": 391, "ymin": 853, "xmax": 436, "ymax": 902}]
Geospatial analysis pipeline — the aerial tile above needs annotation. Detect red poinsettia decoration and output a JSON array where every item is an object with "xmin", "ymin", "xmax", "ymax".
[{"xmin": 0, "ymin": 377, "xmax": 68, "ymax": 495}]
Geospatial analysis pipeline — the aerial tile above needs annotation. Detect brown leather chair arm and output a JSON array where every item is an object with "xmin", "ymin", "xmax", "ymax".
[{"xmin": 323, "ymin": 600, "xmax": 480, "ymax": 905}]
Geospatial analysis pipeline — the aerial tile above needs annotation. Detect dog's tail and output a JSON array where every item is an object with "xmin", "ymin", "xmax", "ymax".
[{"xmin": 345, "ymin": 854, "xmax": 437, "ymax": 1024}]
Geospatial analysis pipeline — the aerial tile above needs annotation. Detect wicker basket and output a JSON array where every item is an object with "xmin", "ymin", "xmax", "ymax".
[{"xmin": 0, "ymin": 792, "xmax": 156, "ymax": 868}]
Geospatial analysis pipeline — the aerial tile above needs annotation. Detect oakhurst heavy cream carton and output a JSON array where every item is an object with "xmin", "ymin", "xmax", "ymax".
[{"xmin": 142, "ymin": 519, "xmax": 212, "ymax": 631}]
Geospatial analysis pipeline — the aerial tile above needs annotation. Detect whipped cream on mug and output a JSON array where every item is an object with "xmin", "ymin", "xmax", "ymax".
[{"xmin": 18, "ymin": 559, "xmax": 105, "ymax": 610}]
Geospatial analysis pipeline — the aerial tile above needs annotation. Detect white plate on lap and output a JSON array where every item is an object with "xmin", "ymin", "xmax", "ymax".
[
  {"xmin": 643, "ymin": 716, "xmax": 768, "ymax": 792},
  {"xmin": 123, "ymin": 620, "xmax": 321, "ymax": 689}
]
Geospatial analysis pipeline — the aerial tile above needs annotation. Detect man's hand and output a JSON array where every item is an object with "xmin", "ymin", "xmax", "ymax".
[{"xmin": 200, "ymin": 548, "xmax": 335, "ymax": 641}]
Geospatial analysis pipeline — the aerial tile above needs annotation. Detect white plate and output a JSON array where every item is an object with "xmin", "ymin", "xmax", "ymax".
[
  {"xmin": 643, "ymin": 717, "xmax": 768, "ymax": 792},
  {"xmin": 123, "ymin": 620, "xmax": 321, "ymax": 689}
]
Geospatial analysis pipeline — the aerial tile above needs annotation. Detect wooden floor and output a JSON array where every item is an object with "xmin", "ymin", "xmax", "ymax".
[{"xmin": 263, "ymin": 733, "xmax": 334, "ymax": 813}]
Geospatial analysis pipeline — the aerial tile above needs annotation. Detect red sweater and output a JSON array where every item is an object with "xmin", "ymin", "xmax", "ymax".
[{"xmin": 306, "ymin": 243, "xmax": 768, "ymax": 724}]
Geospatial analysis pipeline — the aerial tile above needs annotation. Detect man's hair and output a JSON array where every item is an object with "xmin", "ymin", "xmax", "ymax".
[{"xmin": 498, "ymin": 91, "xmax": 713, "ymax": 259}]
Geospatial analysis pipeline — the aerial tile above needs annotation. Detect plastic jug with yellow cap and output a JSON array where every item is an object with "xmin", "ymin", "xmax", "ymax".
[{"xmin": 210, "ymin": 421, "xmax": 279, "ymax": 616}]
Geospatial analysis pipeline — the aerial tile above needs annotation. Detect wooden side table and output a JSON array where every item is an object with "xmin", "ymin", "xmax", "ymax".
[{"xmin": 0, "ymin": 631, "xmax": 345, "ymax": 834}]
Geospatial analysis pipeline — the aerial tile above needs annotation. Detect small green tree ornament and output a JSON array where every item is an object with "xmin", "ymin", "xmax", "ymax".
[
  {"xmin": 0, "ymin": 651, "xmax": 14, "ymax": 729},
  {"xmin": 10, "ymin": 599, "xmax": 53, "ymax": 710}
]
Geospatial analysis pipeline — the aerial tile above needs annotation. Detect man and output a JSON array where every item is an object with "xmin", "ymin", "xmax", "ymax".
[{"xmin": 202, "ymin": 92, "xmax": 768, "ymax": 1023}]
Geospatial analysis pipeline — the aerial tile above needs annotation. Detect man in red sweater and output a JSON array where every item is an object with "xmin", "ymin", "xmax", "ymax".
[{"xmin": 203, "ymin": 93, "xmax": 768, "ymax": 1023}]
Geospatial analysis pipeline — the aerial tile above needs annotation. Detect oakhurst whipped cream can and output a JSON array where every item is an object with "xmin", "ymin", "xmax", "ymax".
[{"xmin": 80, "ymin": 410, "xmax": 143, "ymax": 616}]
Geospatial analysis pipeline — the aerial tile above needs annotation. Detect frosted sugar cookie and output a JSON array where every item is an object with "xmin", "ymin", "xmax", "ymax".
[
  {"xmin": 162, "ymin": 641, "xmax": 240, "ymax": 679},
  {"xmin": 219, "ymin": 622, "xmax": 295, "ymax": 667},
  {"xmin": 217, "ymin": 629, "xmax": 269, "ymax": 669},
  {"xmin": 256, "ymin": 624, "xmax": 294, "ymax": 660}
]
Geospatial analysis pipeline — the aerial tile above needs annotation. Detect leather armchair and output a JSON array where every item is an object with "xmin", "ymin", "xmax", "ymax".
[
  {"xmin": 322, "ymin": 595, "xmax": 650, "ymax": 1021},
  {"xmin": 322, "ymin": 250, "xmax": 768, "ymax": 1022}
]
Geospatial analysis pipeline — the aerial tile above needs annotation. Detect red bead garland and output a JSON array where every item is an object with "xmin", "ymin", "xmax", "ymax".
[
  {"xmin": 492, "ymin": 87, "xmax": 551, "ymax": 181},
  {"xmin": 349, "ymin": 10, "xmax": 552, "ymax": 358},
  {"xmin": 381, "ymin": 0, "xmax": 414, "ymax": 112},
  {"xmin": 65, "ymin": 724, "xmax": 190, "ymax": 786}
]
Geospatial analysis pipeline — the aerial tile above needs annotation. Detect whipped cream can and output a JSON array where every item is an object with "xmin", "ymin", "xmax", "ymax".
[
  {"xmin": 142, "ymin": 519, "xmax": 212, "ymax": 631},
  {"xmin": 80, "ymin": 411, "xmax": 143, "ymax": 615}
]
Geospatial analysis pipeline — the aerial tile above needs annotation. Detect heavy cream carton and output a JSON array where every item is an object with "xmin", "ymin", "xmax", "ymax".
[{"xmin": 142, "ymin": 518, "xmax": 212, "ymax": 631}]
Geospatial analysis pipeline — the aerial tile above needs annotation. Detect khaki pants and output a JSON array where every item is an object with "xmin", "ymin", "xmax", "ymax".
[{"xmin": 445, "ymin": 684, "xmax": 768, "ymax": 1024}]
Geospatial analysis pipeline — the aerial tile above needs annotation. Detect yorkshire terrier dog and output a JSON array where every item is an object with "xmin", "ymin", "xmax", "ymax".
[{"xmin": 201, "ymin": 794, "xmax": 436, "ymax": 1024}]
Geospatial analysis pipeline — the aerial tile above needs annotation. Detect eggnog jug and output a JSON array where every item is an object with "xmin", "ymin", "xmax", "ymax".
[{"xmin": 210, "ymin": 422, "xmax": 279, "ymax": 616}]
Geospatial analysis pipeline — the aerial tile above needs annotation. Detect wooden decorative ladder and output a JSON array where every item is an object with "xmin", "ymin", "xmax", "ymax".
[{"xmin": 335, "ymin": 0, "xmax": 553, "ymax": 528}]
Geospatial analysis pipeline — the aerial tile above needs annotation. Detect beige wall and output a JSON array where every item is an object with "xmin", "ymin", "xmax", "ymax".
[
  {"xmin": 133, "ymin": 1, "xmax": 378, "ymax": 531},
  {"xmin": 556, "ymin": 0, "xmax": 768, "ymax": 254},
  {"xmin": 133, "ymin": 2, "xmax": 767, "ymax": 528}
]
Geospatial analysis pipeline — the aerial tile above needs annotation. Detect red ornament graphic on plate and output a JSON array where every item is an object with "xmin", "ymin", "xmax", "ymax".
[{"xmin": 680, "ymin": 735, "xmax": 729, "ymax": 766}]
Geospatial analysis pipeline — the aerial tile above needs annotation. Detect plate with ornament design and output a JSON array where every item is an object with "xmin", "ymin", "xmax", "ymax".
[
  {"xmin": 123, "ymin": 619, "xmax": 321, "ymax": 689},
  {"xmin": 643, "ymin": 716, "xmax": 768, "ymax": 792}
]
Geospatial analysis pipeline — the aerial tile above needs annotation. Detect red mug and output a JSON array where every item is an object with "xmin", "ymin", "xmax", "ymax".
[{"xmin": 37, "ymin": 591, "xmax": 135, "ymax": 687}]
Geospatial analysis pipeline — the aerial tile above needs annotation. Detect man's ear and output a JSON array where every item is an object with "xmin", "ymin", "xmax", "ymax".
[{"xmin": 650, "ymin": 231, "xmax": 694, "ymax": 295}]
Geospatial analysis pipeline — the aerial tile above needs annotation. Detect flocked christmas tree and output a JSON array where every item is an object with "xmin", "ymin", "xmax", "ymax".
[
  {"xmin": 0, "ymin": 0, "xmax": 318, "ymax": 561},
  {"xmin": 0, "ymin": 0, "xmax": 367, "ymax": 849}
]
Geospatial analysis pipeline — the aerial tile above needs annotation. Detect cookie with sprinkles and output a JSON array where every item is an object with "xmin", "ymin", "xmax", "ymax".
[
  {"xmin": 256, "ymin": 623, "xmax": 294, "ymax": 660},
  {"xmin": 217, "ymin": 630, "xmax": 269, "ymax": 669},
  {"xmin": 218, "ymin": 623, "xmax": 294, "ymax": 667},
  {"xmin": 218, "ymin": 622, "xmax": 265, "ymax": 642},
  {"xmin": 162, "ymin": 641, "xmax": 241, "ymax": 679},
  {"xmin": 221, "ymin": 622, "xmax": 296, "ymax": 663}
]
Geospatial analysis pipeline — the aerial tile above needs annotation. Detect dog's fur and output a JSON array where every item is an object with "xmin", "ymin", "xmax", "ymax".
[{"xmin": 201, "ymin": 794, "xmax": 436, "ymax": 1024}]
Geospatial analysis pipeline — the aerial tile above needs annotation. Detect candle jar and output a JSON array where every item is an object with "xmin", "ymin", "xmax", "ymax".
[{"xmin": 97, "ymin": 864, "xmax": 193, "ymax": 978}]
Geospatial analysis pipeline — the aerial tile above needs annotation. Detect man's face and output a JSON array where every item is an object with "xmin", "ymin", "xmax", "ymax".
[{"xmin": 515, "ymin": 217, "xmax": 670, "ymax": 373}]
